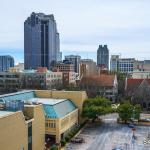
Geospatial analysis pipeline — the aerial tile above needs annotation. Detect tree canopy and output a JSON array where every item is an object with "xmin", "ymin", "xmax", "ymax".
[
  {"xmin": 118, "ymin": 102, "xmax": 141, "ymax": 123},
  {"xmin": 82, "ymin": 97, "xmax": 113, "ymax": 120}
]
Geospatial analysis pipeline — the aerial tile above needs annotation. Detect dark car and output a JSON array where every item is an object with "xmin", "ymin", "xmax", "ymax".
[{"xmin": 128, "ymin": 123, "xmax": 135, "ymax": 128}]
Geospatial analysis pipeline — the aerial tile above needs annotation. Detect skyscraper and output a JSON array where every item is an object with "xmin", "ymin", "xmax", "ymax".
[
  {"xmin": 97, "ymin": 45, "xmax": 109, "ymax": 69},
  {"xmin": 24, "ymin": 12, "xmax": 61, "ymax": 70},
  {"xmin": 0, "ymin": 55, "xmax": 14, "ymax": 72}
]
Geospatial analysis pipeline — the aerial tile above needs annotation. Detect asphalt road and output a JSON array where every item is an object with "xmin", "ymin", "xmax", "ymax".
[{"xmin": 65, "ymin": 113, "xmax": 150, "ymax": 150}]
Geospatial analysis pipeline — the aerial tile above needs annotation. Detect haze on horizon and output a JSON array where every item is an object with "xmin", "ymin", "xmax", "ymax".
[{"xmin": 0, "ymin": 0, "xmax": 150, "ymax": 63}]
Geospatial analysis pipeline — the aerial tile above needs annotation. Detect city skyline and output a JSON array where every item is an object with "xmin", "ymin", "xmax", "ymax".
[{"xmin": 0, "ymin": 0, "xmax": 150, "ymax": 63}]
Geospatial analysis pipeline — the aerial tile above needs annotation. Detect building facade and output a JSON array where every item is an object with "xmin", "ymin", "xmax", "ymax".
[
  {"xmin": 125, "ymin": 78, "xmax": 150, "ymax": 110},
  {"xmin": 24, "ymin": 12, "xmax": 61, "ymax": 70},
  {"xmin": 65, "ymin": 55, "xmax": 81, "ymax": 74},
  {"xmin": 0, "ymin": 72, "xmax": 21, "ymax": 94},
  {"xmin": 110, "ymin": 55, "xmax": 136, "ymax": 74},
  {"xmin": 97, "ymin": 45, "xmax": 109, "ymax": 69},
  {"xmin": 0, "ymin": 90, "xmax": 88, "ymax": 149},
  {"xmin": 132, "ymin": 70, "xmax": 150, "ymax": 79},
  {"xmin": 79, "ymin": 75, "xmax": 118, "ymax": 101},
  {"xmin": 110, "ymin": 55, "xmax": 119, "ymax": 71},
  {"xmin": 80, "ymin": 59, "xmax": 97, "ymax": 77},
  {"xmin": 54, "ymin": 62, "xmax": 75, "ymax": 72},
  {"xmin": 134, "ymin": 60, "xmax": 150, "ymax": 71},
  {"xmin": 117, "ymin": 58, "xmax": 135, "ymax": 73},
  {"xmin": 0, "ymin": 69, "xmax": 63, "ymax": 94},
  {"xmin": 0, "ymin": 55, "xmax": 14, "ymax": 72},
  {"xmin": 0, "ymin": 91, "xmax": 45, "ymax": 150}
]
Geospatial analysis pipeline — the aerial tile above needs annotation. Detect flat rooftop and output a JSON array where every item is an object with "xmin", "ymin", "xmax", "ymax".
[
  {"xmin": 0, "ymin": 111, "xmax": 14, "ymax": 118},
  {"xmin": 28, "ymin": 98, "xmax": 67, "ymax": 105}
]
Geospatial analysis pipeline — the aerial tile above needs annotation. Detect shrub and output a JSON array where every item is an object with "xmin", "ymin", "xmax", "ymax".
[
  {"xmin": 50, "ymin": 144, "xmax": 58, "ymax": 150},
  {"xmin": 60, "ymin": 139, "xmax": 66, "ymax": 147},
  {"xmin": 65, "ymin": 136, "xmax": 70, "ymax": 142}
]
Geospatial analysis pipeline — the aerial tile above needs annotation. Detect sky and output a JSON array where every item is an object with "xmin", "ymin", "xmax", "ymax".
[{"xmin": 0, "ymin": 0, "xmax": 150, "ymax": 64}]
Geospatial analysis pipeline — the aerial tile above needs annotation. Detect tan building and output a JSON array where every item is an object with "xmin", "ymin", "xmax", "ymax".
[
  {"xmin": 80, "ymin": 59, "xmax": 98, "ymax": 77},
  {"xmin": 54, "ymin": 63, "xmax": 75, "ymax": 72},
  {"xmin": 132, "ymin": 70, "xmax": 150, "ymax": 79},
  {"xmin": 0, "ymin": 90, "xmax": 87, "ymax": 148},
  {"xmin": 0, "ymin": 99, "xmax": 45, "ymax": 150},
  {"xmin": 62, "ymin": 72, "xmax": 76, "ymax": 87}
]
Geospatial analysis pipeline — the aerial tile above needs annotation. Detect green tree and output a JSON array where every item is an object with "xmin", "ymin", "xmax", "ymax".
[
  {"xmin": 82, "ymin": 97, "xmax": 112, "ymax": 121},
  {"xmin": 118, "ymin": 102, "xmax": 141, "ymax": 123},
  {"xmin": 118, "ymin": 102, "xmax": 133, "ymax": 123},
  {"xmin": 50, "ymin": 144, "xmax": 58, "ymax": 150},
  {"xmin": 134, "ymin": 104, "xmax": 141, "ymax": 120}
]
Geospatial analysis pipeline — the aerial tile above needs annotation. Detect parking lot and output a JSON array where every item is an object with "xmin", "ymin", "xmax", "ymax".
[{"xmin": 65, "ymin": 114, "xmax": 150, "ymax": 150}]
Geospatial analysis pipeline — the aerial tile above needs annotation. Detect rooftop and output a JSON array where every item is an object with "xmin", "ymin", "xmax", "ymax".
[
  {"xmin": 80, "ymin": 75, "xmax": 115, "ymax": 87},
  {"xmin": 0, "ymin": 111, "xmax": 14, "ymax": 118},
  {"xmin": 28, "ymin": 98, "xmax": 66, "ymax": 105},
  {"xmin": 28, "ymin": 98, "xmax": 77, "ymax": 118},
  {"xmin": 0, "ymin": 91, "xmax": 78, "ymax": 119}
]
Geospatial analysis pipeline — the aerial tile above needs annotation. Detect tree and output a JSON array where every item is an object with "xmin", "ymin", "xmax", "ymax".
[
  {"xmin": 82, "ymin": 97, "xmax": 112, "ymax": 121},
  {"xmin": 134, "ymin": 104, "xmax": 141, "ymax": 120},
  {"xmin": 50, "ymin": 145, "xmax": 58, "ymax": 150},
  {"xmin": 118, "ymin": 102, "xmax": 133, "ymax": 123},
  {"xmin": 118, "ymin": 102, "xmax": 141, "ymax": 123}
]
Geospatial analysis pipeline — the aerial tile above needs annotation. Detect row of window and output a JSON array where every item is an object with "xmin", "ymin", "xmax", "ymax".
[{"xmin": 46, "ymin": 122, "xmax": 56, "ymax": 128}]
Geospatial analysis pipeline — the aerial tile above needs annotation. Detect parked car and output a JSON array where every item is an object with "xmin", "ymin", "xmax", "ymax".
[
  {"xmin": 128, "ymin": 123, "xmax": 135, "ymax": 128},
  {"xmin": 71, "ymin": 137, "xmax": 84, "ymax": 143}
]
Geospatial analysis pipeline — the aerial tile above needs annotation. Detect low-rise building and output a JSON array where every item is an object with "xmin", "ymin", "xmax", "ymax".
[
  {"xmin": 132, "ymin": 70, "xmax": 150, "ymax": 79},
  {"xmin": 62, "ymin": 72, "xmax": 76, "ymax": 87},
  {"xmin": 79, "ymin": 75, "xmax": 118, "ymax": 101},
  {"xmin": 110, "ymin": 55, "xmax": 136, "ymax": 74},
  {"xmin": 21, "ymin": 69, "xmax": 62, "ymax": 90},
  {"xmin": 80, "ymin": 59, "xmax": 97, "ymax": 77},
  {"xmin": 0, "ymin": 72, "xmax": 21, "ymax": 94},
  {"xmin": 0, "ymin": 91, "xmax": 45, "ymax": 150},
  {"xmin": 125, "ymin": 78, "xmax": 150, "ymax": 110},
  {"xmin": 54, "ymin": 62, "xmax": 75, "ymax": 72},
  {"xmin": 0, "ymin": 68, "xmax": 63, "ymax": 94},
  {"xmin": 0, "ymin": 90, "xmax": 87, "ymax": 149}
]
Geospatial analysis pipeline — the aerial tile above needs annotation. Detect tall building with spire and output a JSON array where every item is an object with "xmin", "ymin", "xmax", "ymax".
[
  {"xmin": 24, "ymin": 12, "xmax": 61, "ymax": 70},
  {"xmin": 97, "ymin": 45, "xmax": 109, "ymax": 69}
]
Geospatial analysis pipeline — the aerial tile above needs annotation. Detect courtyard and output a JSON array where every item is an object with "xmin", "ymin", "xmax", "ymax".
[{"xmin": 65, "ymin": 114, "xmax": 150, "ymax": 150}]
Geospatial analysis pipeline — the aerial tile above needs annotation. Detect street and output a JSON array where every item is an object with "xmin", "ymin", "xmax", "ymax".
[{"xmin": 65, "ymin": 114, "xmax": 150, "ymax": 150}]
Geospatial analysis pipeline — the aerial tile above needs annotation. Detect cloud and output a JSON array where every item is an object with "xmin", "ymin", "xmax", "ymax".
[{"xmin": 0, "ymin": 0, "xmax": 150, "ymax": 61}]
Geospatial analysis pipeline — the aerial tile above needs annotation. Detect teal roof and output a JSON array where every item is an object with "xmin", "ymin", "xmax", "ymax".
[
  {"xmin": 0, "ymin": 111, "xmax": 14, "ymax": 117},
  {"xmin": 0, "ymin": 92, "xmax": 77, "ymax": 119},
  {"xmin": 0, "ymin": 91, "xmax": 35, "ymax": 101},
  {"xmin": 29, "ymin": 98, "xmax": 77, "ymax": 118}
]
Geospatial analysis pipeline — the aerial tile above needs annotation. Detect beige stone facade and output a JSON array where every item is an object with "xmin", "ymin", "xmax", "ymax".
[{"xmin": 0, "ymin": 104, "xmax": 45, "ymax": 150}]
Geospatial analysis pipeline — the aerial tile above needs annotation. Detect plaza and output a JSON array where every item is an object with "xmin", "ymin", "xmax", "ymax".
[{"xmin": 65, "ymin": 114, "xmax": 150, "ymax": 150}]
